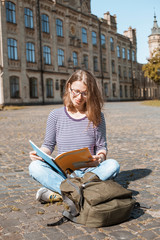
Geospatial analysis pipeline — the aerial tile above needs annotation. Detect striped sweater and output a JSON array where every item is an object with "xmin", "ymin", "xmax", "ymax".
[{"xmin": 42, "ymin": 106, "xmax": 107, "ymax": 156}]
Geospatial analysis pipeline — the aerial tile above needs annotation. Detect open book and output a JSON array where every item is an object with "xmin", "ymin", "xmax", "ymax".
[{"xmin": 29, "ymin": 140, "xmax": 92, "ymax": 178}]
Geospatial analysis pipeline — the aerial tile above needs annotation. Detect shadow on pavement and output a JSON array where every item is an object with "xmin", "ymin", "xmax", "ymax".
[
  {"xmin": 115, "ymin": 168, "xmax": 152, "ymax": 221},
  {"xmin": 115, "ymin": 168, "xmax": 152, "ymax": 188}
]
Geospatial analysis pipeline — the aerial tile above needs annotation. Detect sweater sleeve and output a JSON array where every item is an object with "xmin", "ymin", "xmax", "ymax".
[
  {"xmin": 41, "ymin": 110, "xmax": 57, "ymax": 153},
  {"xmin": 95, "ymin": 112, "xmax": 108, "ymax": 154}
]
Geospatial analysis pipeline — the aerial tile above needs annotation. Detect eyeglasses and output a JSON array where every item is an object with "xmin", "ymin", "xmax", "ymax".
[{"xmin": 70, "ymin": 88, "xmax": 88, "ymax": 98}]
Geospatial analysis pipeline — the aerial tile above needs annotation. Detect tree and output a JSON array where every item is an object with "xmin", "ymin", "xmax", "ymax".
[{"xmin": 142, "ymin": 48, "xmax": 160, "ymax": 83}]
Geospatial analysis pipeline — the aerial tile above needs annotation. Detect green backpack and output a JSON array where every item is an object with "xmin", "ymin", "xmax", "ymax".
[{"xmin": 48, "ymin": 172, "xmax": 136, "ymax": 228}]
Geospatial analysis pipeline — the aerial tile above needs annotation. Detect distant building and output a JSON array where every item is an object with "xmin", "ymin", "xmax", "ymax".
[
  {"xmin": 0, "ymin": 0, "xmax": 158, "ymax": 105},
  {"xmin": 148, "ymin": 13, "xmax": 160, "ymax": 57}
]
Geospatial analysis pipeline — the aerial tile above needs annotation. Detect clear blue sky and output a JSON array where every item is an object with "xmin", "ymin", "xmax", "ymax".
[{"xmin": 91, "ymin": 0, "xmax": 160, "ymax": 64}]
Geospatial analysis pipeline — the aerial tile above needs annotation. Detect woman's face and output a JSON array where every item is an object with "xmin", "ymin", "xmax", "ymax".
[{"xmin": 69, "ymin": 81, "xmax": 88, "ymax": 110}]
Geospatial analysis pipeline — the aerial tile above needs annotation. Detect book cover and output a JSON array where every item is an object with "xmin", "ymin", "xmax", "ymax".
[{"xmin": 29, "ymin": 140, "xmax": 92, "ymax": 176}]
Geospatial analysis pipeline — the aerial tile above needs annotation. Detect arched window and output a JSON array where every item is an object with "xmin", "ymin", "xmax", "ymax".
[
  {"xmin": 7, "ymin": 38, "xmax": 18, "ymax": 60},
  {"xmin": 82, "ymin": 28, "xmax": 87, "ymax": 43},
  {"xmin": 24, "ymin": 8, "xmax": 33, "ymax": 28},
  {"xmin": 92, "ymin": 31, "xmax": 97, "ymax": 45},
  {"xmin": 41, "ymin": 14, "xmax": 49, "ymax": 33},
  {"xmin": 101, "ymin": 34, "xmax": 106, "ymax": 48},
  {"xmin": 110, "ymin": 37, "xmax": 114, "ymax": 51},
  {"xmin": 29, "ymin": 77, "xmax": 38, "ymax": 98},
  {"xmin": 6, "ymin": 1, "xmax": 16, "ymax": 23},
  {"xmin": 10, "ymin": 76, "xmax": 19, "ymax": 98},
  {"xmin": 73, "ymin": 52, "xmax": 78, "ymax": 66},
  {"xmin": 46, "ymin": 79, "xmax": 54, "ymax": 98},
  {"xmin": 43, "ymin": 46, "xmax": 51, "ymax": 65},
  {"xmin": 56, "ymin": 19, "xmax": 63, "ymax": 36},
  {"xmin": 58, "ymin": 49, "xmax": 64, "ymax": 66},
  {"xmin": 26, "ymin": 43, "xmax": 35, "ymax": 62}
]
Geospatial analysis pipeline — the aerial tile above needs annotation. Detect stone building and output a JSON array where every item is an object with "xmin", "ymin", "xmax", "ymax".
[
  {"xmin": 0, "ymin": 0, "xmax": 158, "ymax": 105},
  {"xmin": 148, "ymin": 13, "xmax": 160, "ymax": 57}
]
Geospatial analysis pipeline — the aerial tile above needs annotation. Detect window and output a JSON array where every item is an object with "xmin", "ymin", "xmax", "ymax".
[
  {"xmin": 101, "ymin": 34, "xmax": 106, "ymax": 48},
  {"xmin": 56, "ymin": 19, "xmax": 63, "ymax": 37},
  {"xmin": 122, "ymin": 48, "xmax": 126, "ymax": 59},
  {"xmin": 127, "ymin": 49, "xmax": 130, "ymax": 60},
  {"xmin": 82, "ymin": 28, "xmax": 87, "ymax": 43},
  {"xmin": 41, "ymin": 14, "xmax": 49, "ymax": 33},
  {"xmin": 10, "ymin": 76, "xmax": 19, "ymax": 98},
  {"xmin": 132, "ymin": 50, "xmax": 135, "ymax": 61},
  {"xmin": 93, "ymin": 56, "xmax": 98, "ymax": 71},
  {"xmin": 130, "ymin": 86, "xmax": 133, "ymax": 98},
  {"xmin": 120, "ymin": 85, "xmax": 123, "ymax": 98},
  {"xmin": 7, "ymin": 38, "xmax": 18, "ymax": 60},
  {"xmin": 43, "ymin": 46, "xmax": 51, "ymax": 65},
  {"xmin": 24, "ymin": 8, "xmax": 33, "ymax": 28},
  {"xmin": 125, "ymin": 85, "xmax": 128, "ymax": 97},
  {"xmin": 46, "ymin": 79, "xmax": 54, "ymax": 98},
  {"xmin": 92, "ymin": 31, "xmax": 97, "ymax": 46},
  {"xmin": 83, "ymin": 55, "xmax": 88, "ymax": 69},
  {"xmin": 111, "ymin": 60, "xmax": 115, "ymax": 73},
  {"xmin": 112, "ymin": 83, "xmax": 116, "ymax": 97},
  {"xmin": 102, "ymin": 58, "xmax": 106, "ymax": 72},
  {"xmin": 6, "ymin": 1, "xmax": 16, "ymax": 23},
  {"xmin": 123, "ymin": 67, "xmax": 127, "ymax": 78},
  {"xmin": 110, "ymin": 37, "xmax": 114, "ymax": 51},
  {"xmin": 73, "ymin": 52, "xmax": 78, "ymax": 66},
  {"xmin": 117, "ymin": 46, "xmax": 120, "ymax": 58},
  {"xmin": 104, "ymin": 82, "xmax": 108, "ymax": 97},
  {"xmin": 29, "ymin": 78, "xmax": 38, "ymax": 98},
  {"xmin": 58, "ymin": 49, "xmax": 64, "ymax": 66},
  {"xmin": 56, "ymin": 79, "xmax": 59, "ymax": 90},
  {"xmin": 118, "ymin": 65, "xmax": 121, "ymax": 77},
  {"xmin": 129, "ymin": 68, "xmax": 132, "ymax": 78},
  {"xmin": 26, "ymin": 43, "xmax": 35, "ymax": 62}
]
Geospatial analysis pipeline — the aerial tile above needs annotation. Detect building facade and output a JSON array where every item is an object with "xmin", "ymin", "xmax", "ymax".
[
  {"xmin": 0, "ymin": 0, "xmax": 158, "ymax": 106},
  {"xmin": 148, "ymin": 13, "xmax": 160, "ymax": 57}
]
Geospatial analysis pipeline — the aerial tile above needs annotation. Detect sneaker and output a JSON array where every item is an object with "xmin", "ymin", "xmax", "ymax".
[{"xmin": 36, "ymin": 187, "xmax": 62, "ymax": 203}]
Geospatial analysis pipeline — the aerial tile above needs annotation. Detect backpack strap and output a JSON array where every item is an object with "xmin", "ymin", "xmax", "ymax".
[
  {"xmin": 62, "ymin": 210, "xmax": 78, "ymax": 223},
  {"xmin": 61, "ymin": 193, "xmax": 79, "ymax": 216},
  {"xmin": 47, "ymin": 216, "xmax": 68, "ymax": 226}
]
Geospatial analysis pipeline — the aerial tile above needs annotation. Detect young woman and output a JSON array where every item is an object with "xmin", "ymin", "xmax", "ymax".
[{"xmin": 29, "ymin": 70, "xmax": 120, "ymax": 203}]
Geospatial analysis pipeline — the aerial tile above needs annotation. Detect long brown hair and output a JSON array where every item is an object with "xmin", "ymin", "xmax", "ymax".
[{"xmin": 63, "ymin": 70, "xmax": 103, "ymax": 126}]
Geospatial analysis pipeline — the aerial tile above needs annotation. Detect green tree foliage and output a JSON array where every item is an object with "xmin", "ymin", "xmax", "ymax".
[{"xmin": 142, "ymin": 48, "xmax": 160, "ymax": 83}]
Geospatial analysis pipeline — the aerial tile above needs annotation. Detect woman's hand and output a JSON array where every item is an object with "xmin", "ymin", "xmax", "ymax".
[
  {"xmin": 29, "ymin": 147, "xmax": 51, "ymax": 162},
  {"xmin": 86, "ymin": 155, "xmax": 103, "ymax": 167},
  {"xmin": 29, "ymin": 151, "xmax": 43, "ymax": 161}
]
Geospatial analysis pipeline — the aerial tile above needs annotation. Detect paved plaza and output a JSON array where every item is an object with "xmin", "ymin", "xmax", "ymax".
[{"xmin": 0, "ymin": 102, "xmax": 160, "ymax": 240}]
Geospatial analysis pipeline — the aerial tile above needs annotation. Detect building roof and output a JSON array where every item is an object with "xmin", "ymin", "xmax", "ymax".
[{"xmin": 151, "ymin": 13, "xmax": 160, "ymax": 35}]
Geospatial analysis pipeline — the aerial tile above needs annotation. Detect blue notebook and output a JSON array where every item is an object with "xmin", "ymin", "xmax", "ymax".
[{"xmin": 29, "ymin": 140, "xmax": 66, "ymax": 179}]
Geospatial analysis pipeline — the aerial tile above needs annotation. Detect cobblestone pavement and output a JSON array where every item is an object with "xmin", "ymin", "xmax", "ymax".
[{"xmin": 0, "ymin": 102, "xmax": 160, "ymax": 240}]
